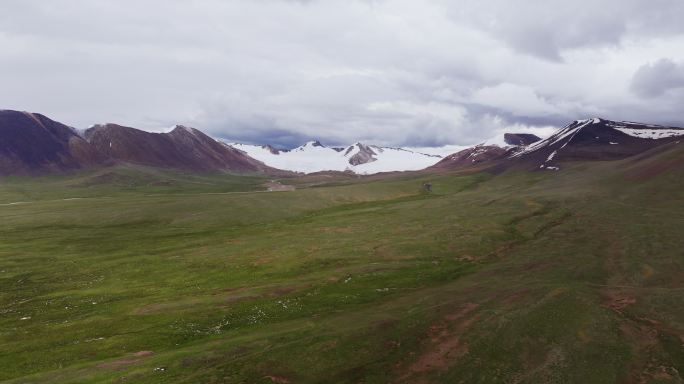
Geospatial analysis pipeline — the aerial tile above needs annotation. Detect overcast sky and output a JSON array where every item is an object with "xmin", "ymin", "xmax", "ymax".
[{"xmin": 2, "ymin": 0, "xmax": 684, "ymax": 147}]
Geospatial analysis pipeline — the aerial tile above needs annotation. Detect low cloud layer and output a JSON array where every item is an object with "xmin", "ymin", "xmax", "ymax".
[{"xmin": 1, "ymin": 0, "xmax": 684, "ymax": 147}]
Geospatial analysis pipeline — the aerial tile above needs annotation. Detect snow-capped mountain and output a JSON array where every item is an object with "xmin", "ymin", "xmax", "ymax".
[
  {"xmin": 226, "ymin": 131, "xmax": 549, "ymax": 174},
  {"xmin": 511, "ymin": 118, "xmax": 684, "ymax": 170},
  {"xmin": 227, "ymin": 141, "xmax": 450, "ymax": 174},
  {"xmin": 434, "ymin": 118, "xmax": 684, "ymax": 172}
]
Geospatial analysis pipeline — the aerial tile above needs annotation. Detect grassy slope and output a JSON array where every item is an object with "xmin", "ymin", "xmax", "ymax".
[{"xmin": 0, "ymin": 147, "xmax": 683, "ymax": 383}]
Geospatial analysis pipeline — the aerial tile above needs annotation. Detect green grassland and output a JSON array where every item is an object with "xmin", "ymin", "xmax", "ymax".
[{"xmin": 1, "ymin": 146, "xmax": 683, "ymax": 383}]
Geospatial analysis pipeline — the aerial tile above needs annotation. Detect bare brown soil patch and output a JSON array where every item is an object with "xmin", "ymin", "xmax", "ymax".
[
  {"xmin": 97, "ymin": 351, "xmax": 154, "ymax": 370},
  {"xmin": 399, "ymin": 303, "xmax": 480, "ymax": 381},
  {"xmin": 602, "ymin": 291, "xmax": 637, "ymax": 312}
]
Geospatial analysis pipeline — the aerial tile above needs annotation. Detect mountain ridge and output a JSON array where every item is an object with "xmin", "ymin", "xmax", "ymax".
[
  {"xmin": 3, "ymin": 109, "xmax": 683, "ymax": 176},
  {"xmin": 227, "ymin": 140, "xmax": 455, "ymax": 174},
  {"xmin": 0, "ymin": 110, "xmax": 281, "ymax": 175}
]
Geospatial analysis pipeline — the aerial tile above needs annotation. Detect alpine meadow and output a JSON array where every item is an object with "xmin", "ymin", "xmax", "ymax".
[{"xmin": 2, "ymin": 1, "xmax": 684, "ymax": 383}]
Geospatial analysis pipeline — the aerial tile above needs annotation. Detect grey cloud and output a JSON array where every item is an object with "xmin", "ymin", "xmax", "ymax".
[
  {"xmin": 1, "ymin": 0, "xmax": 684, "ymax": 147},
  {"xmin": 631, "ymin": 59, "xmax": 684, "ymax": 97},
  {"xmin": 443, "ymin": 0, "xmax": 684, "ymax": 61}
]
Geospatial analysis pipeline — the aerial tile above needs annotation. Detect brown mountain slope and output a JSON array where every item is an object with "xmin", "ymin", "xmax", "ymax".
[
  {"xmin": 0, "ymin": 110, "xmax": 107, "ymax": 175},
  {"xmin": 0, "ymin": 110, "xmax": 289, "ymax": 175},
  {"xmin": 84, "ymin": 124, "xmax": 279, "ymax": 173},
  {"xmin": 430, "ymin": 145, "xmax": 508, "ymax": 170}
]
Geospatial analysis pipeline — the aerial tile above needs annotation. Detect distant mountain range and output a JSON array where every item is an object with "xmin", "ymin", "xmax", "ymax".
[
  {"xmin": 1, "ymin": 109, "xmax": 683, "ymax": 176},
  {"xmin": 227, "ymin": 141, "xmax": 444, "ymax": 174},
  {"xmin": 226, "ymin": 133, "xmax": 544, "ymax": 174}
]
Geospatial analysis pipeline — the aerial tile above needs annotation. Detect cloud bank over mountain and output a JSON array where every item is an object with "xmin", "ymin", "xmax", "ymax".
[{"xmin": 1, "ymin": 0, "xmax": 684, "ymax": 147}]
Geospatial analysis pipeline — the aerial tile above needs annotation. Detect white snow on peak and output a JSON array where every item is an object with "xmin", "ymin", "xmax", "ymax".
[
  {"xmin": 227, "ymin": 130, "xmax": 548, "ymax": 174},
  {"xmin": 601, "ymin": 120, "xmax": 684, "ymax": 139},
  {"xmin": 574, "ymin": 117, "xmax": 601, "ymax": 125},
  {"xmin": 226, "ymin": 141, "xmax": 449, "ymax": 174}
]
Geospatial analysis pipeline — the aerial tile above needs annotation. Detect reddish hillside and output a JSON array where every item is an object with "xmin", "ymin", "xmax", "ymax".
[
  {"xmin": 85, "ymin": 124, "xmax": 277, "ymax": 173},
  {"xmin": 430, "ymin": 145, "xmax": 508, "ymax": 170},
  {"xmin": 0, "ymin": 110, "xmax": 288, "ymax": 175}
]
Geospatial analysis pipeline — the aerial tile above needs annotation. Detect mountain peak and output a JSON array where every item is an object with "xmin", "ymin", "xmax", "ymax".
[
  {"xmin": 305, "ymin": 140, "xmax": 325, "ymax": 148},
  {"xmin": 575, "ymin": 117, "xmax": 603, "ymax": 125},
  {"xmin": 294, "ymin": 140, "xmax": 326, "ymax": 151},
  {"xmin": 170, "ymin": 124, "xmax": 199, "ymax": 135},
  {"xmin": 481, "ymin": 132, "xmax": 542, "ymax": 148},
  {"xmin": 503, "ymin": 133, "xmax": 542, "ymax": 146}
]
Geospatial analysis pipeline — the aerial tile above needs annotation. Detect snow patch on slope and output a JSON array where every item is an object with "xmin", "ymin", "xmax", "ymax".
[
  {"xmin": 512, "ymin": 119, "xmax": 593, "ymax": 158},
  {"xmin": 612, "ymin": 127, "xmax": 684, "ymax": 139}
]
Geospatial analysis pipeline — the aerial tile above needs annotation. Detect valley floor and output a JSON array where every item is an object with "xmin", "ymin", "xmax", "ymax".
[{"xmin": 1, "ymin": 152, "xmax": 683, "ymax": 383}]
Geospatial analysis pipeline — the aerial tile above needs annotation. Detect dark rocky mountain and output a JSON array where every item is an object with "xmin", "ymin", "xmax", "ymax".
[
  {"xmin": 433, "ymin": 119, "xmax": 684, "ymax": 172},
  {"xmin": 346, "ymin": 143, "xmax": 378, "ymax": 166},
  {"xmin": 504, "ymin": 133, "xmax": 541, "ymax": 146},
  {"xmin": 262, "ymin": 145, "xmax": 282, "ymax": 155},
  {"xmin": 511, "ymin": 118, "xmax": 684, "ymax": 170},
  {"xmin": 0, "ymin": 110, "xmax": 108, "ymax": 175}
]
